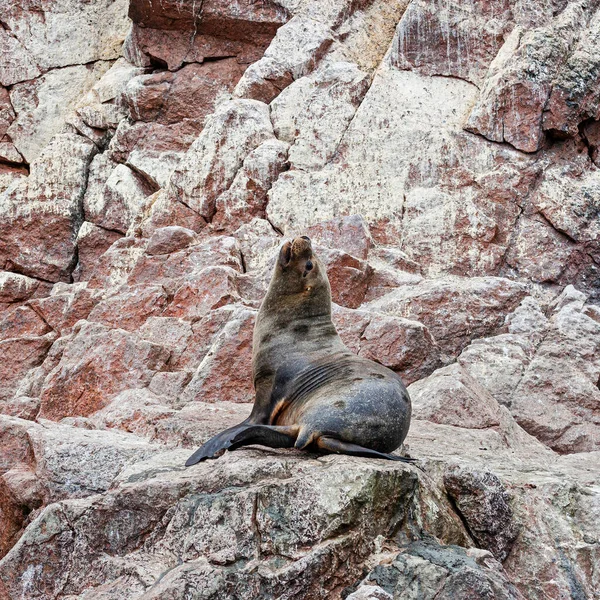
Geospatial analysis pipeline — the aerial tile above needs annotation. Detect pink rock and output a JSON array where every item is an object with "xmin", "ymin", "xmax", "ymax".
[
  {"xmin": 0, "ymin": 134, "xmax": 96, "ymax": 282},
  {"xmin": 167, "ymin": 99, "xmax": 275, "ymax": 221},
  {"xmin": 132, "ymin": 190, "xmax": 208, "ymax": 238},
  {"xmin": 28, "ymin": 284, "xmax": 103, "ymax": 336},
  {"xmin": 391, "ymin": 0, "xmax": 513, "ymax": 86},
  {"xmin": 0, "ymin": 272, "xmax": 40, "ymax": 303},
  {"xmin": 318, "ymin": 246, "xmax": 373, "ymax": 309},
  {"xmin": 163, "ymin": 266, "xmax": 241, "ymax": 321},
  {"xmin": 0, "ymin": 416, "xmax": 35, "ymax": 473},
  {"xmin": 0, "ymin": 305, "xmax": 50, "ymax": 341},
  {"xmin": 179, "ymin": 308, "xmax": 256, "ymax": 405},
  {"xmin": 125, "ymin": 61, "xmax": 246, "ymax": 126},
  {"xmin": 367, "ymin": 276, "xmax": 527, "ymax": 357},
  {"xmin": 39, "ymin": 321, "xmax": 170, "ymax": 420},
  {"xmin": 72, "ymin": 222, "xmax": 123, "ymax": 283},
  {"xmin": 124, "ymin": 25, "xmax": 268, "ymax": 71},
  {"xmin": 87, "ymin": 237, "xmax": 148, "ymax": 291},
  {"xmin": 408, "ymin": 363, "xmax": 503, "ymax": 429},
  {"xmin": 128, "ymin": 0, "xmax": 288, "ymax": 37},
  {"xmin": 0, "ymin": 334, "xmax": 56, "ymax": 403},
  {"xmin": 333, "ymin": 305, "xmax": 441, "ymax": 385},
  {"xmin": 145, "ymin": 226, "xmax": 197, "ymax": 256},
  {"xmin": 306, "ymin": 215, "xmax": 372, "ymax": 260},
  {"xmin": 504, "ymin": 215, "xmax": 576, "ymax": 283},
  {"xmin": 128, "ymin": 235, "xmax": 242, "ymax": 289},
  {"xmin": 87, "ymin": 285, "xmax": 170, "ymax": 332},
  {"xmin": 83, "ymin": 156, "xmax": 156, "ymax": 234},
  {"xmin": 212, "ymin": 139, "xmax": 290, "ymax": 232}
]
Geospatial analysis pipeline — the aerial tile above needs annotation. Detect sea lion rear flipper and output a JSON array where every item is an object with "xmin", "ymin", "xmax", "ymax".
[{"xmin": 316, "ymin": 436, "xmax": 419, "ymax": 465}]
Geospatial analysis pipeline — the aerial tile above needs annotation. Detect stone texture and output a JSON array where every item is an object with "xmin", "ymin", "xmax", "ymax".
[
  {"xmin": 234, "ymin": 16, "xmax": 335, "ymax": 103},
  {"xmin": 72, "ymin": 222, "xmax": 123, "ymax": 283},
  {"xmin": 2, "ymin": 0, "xmax": 600, "ymax": 598},
  {"xmin": 408, "ymin": 364, "xmax": 503, "ymax": 430},
  {"xmin": 391, "ymin": 0, "xmax": 513, "ymax": 86},
  {"xmin": 39, "ymin": 321, "xmax": 170, "ymax": 420},
  {"xmin": 0, "ymin": 133, "xmax": 96, "ymax": 282},
  {"xmin": 83, "ymin": 156, "xmax": 155, "ymax": 234},
  {"xmin": 167, "ymin": 99, "xmax": 275, "ymax": 221},
  {"xmin": 7, "ymin": 62, "xmax": 112, "ymax": 163},
  {"xmin": 0, "ymin": 0, "xmax": 129, "ymax": 72},
  {"xmin": 366, "ymin": 276, "xmax": 527, "ymax": 357},
  {"xmin": 332, "ymin": 305, "xmax": 441, "ymax": 385}
]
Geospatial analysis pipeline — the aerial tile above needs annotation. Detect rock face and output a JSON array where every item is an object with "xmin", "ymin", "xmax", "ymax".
[{"xmin": 0, "ymin": 0, "xmax": 599, "ymax": 599}]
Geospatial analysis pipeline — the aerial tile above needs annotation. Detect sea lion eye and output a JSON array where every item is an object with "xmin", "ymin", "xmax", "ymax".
[{"xmin": 305, "ymin": 260, "xmax": 313, "ymax": 271}]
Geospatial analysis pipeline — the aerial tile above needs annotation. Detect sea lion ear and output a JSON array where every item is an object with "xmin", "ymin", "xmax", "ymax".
[{"xmin": 279, "ymin": 241, "xmax": 292, "ymax": 267}]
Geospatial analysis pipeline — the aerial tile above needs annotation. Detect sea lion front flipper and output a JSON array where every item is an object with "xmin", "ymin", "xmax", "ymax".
[
  {"xmin": 185, "ymin": 424, "xmax": 299, "ymax": 466},
  {"xmin": 315, "ymin": 436, "xmax": 418, "ymax": 464},
  {"xmin": 185, "ymin": 423, "xmax": 250, "ymax": 466},
  {"xmin": 229, "ymin": 425, "xmax": 299, "ymax": 452}
]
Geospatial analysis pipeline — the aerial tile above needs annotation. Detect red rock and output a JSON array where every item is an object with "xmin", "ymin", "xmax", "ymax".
[
  {"xmin": 138, "ymin": 317, "xmax": 193, "ymax": 368},
  {"xmin": 332, "ymin": 305, "xmax": 441, "ymax": 385},
  {"xmin": 132, "ymin": 190, "xmax": 208, "ymax": 238},
  {"xmin": 87, "ymin": 237, "xmax": 148, "ymax": 290},
  {"xmin": 306, "ymin": 215, "xmax": 372, "ymax": 260},
  {"xmin": 163, "ymin": 266, "xmax": 241, "ymax": 321},
  {"xmin": 140, "ymin": 307, "xmax": 240, "ymax": 372},
  {"xmin": 125, "ymin": 26, "xmax": 268, "ymax": 71},
  {"xmin": 127, "ymin": 235, "xmax": 242, "ymax": 292},
  {"xmin": 145, "ymin": 226, "xmax": 196, "ymax": 256},
  {"xmin": 391, "ymin": 0, "xmax": 513, "ymax": 86},
  {"xmin": 0, "ymin": 417, "xmax": 34, "ymax": 473},
  {"xmin": 179, "ymin": 308, "xmax": 256, "ymax": 404},
  {"xmin": 318, "ymin": 246, "xmax": 373, "ymax": 309},
  {"xmin": 87, "ymin": 285, "xmax": 170, "ymax": 332},
  {"xmin": 0, "ymin": 305, "xmax": 50, "ymax": 341},
  {"xmin": 125, "ymin": 61, "xmax": 246, "ymax": 126},
  {"xmin": 39, "ymin": 322, "xmax": 170, "ymax": 420},
  {"xmin": 72, "ymin": 222, "xmax": 123, "ymax": 283},
  {"xmin": 0, "ymin": 334, "xmax": 56, "ymax": 403},
  {"xmin": 28, "ymin": 284, "xmax": 103, "ymax": 336},
  {"xmin": 128, "ymin": 0, "xmax": 288, "ymax": 37},
  {"xmin": 1, "ymin": 397, "xmax": 40, "ymax": 421},
  {"xmin": 0, "ymin": 474, "xmax": 29, "ymax": 558}
]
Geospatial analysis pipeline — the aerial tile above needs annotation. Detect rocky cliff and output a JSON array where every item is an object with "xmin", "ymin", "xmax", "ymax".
[{"xmin": 0, "ymin": 0, "xmax": 599, "ymax": 598}]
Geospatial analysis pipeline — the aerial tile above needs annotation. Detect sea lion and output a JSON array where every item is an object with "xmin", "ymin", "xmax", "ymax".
[{"xmin": 185, "ymin": 236, "xmax": 414, "ymax": 466}]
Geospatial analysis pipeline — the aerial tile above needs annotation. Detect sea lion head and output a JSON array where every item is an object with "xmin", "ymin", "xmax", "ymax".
[{"xmin": 274, "ymin": 236, "xmax": 326, "ymax": 297}]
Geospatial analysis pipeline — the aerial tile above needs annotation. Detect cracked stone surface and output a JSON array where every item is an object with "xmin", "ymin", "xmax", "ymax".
[{"xmin": 0, "ymin": 0, "xmax": 599, "ymax": 599}]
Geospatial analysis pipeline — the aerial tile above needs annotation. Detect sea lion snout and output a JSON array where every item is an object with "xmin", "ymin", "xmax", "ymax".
[
  {"xmin": 279, "ymin": 236, "xmax": 314, "ymax": 268},
  {"xmin": 291, "ymin": 236, "xmax": 312, "ymax": 258}
]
